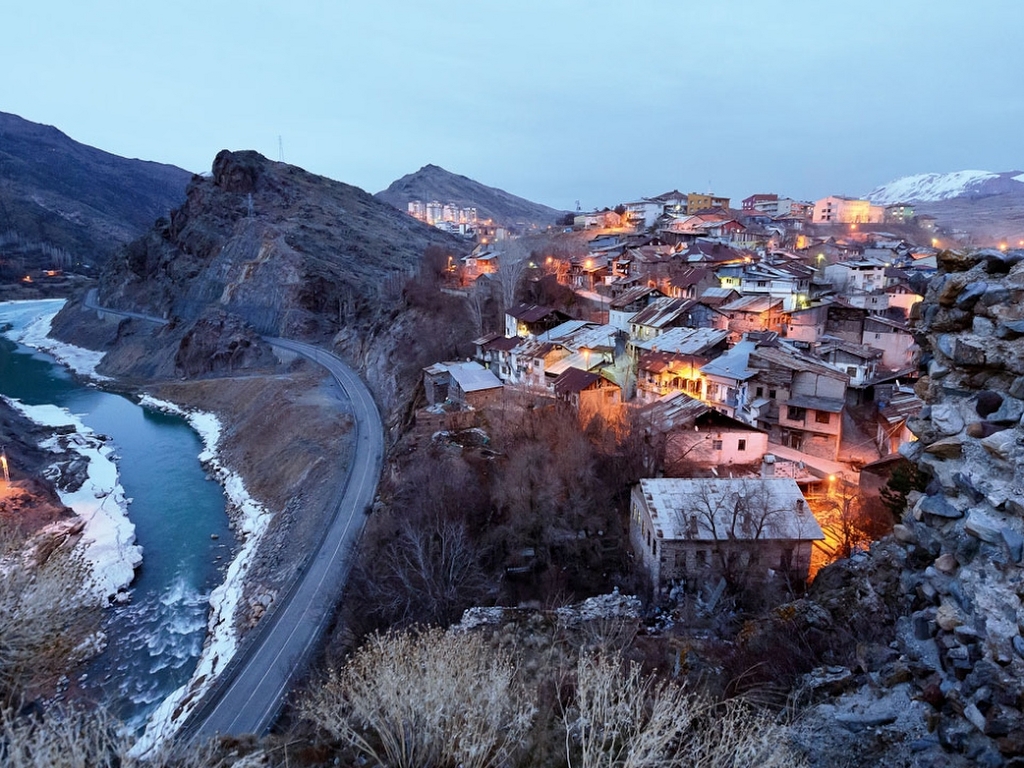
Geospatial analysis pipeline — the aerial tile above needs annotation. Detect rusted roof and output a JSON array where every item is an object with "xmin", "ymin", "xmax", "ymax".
[
  {"xmin": 507, "ymin": 303, "xmax": 558, "ymax": 322},
  {"xmin": 554, "ymin": 367, "xmax": 604, "ymax": 395},
  {"xmin": 630, "ymin": 297, "xmax": 697, "ymax": 329}
]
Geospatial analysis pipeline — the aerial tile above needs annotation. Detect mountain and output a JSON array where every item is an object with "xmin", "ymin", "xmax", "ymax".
[
  {"xmin": 867, "ymin": 169, "xmax": 1024, "ymax": 205},
  {"xmin": 376, "ymin": 164, "xmax": 567, "ymax": 229},
  {"xmin": 867, "ymin": 170, "xmax": 1024, "ymax": 245},
  {"xmin": 95, "ymin": 149, "xmax": 466, "ymax": 340},
  {"xmin": 0, "ymin": 111, "xmax": 192, "ymax": 275}
]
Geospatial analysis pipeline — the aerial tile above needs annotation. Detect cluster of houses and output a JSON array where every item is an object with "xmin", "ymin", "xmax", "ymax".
[{"xmin": 422, "ymin": 190, "xmax": 936, "ymax": 592}]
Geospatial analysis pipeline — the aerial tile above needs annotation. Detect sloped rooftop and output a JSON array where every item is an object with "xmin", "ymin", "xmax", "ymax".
[{"xmin": 637, "ymin": 477, "xmax": 825, "ymax": 542}]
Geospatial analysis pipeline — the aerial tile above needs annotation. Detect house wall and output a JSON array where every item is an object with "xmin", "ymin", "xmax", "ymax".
[
  {"xmin": 465, "ymin": 387, "xmax": 502, "ymax": 409},
  {"xmin": 791, "ymin": 371, "xmax": 846, "ymax": 400},
  {"xmin": 781, "ymin": 306, "xmax": 827, "ymax": 344},
  {"xmin": 630, "ymin": 486, "xmax": 815, "ymax": 590},
  {"xmin": 630, "ymin": 486, "xmax": 663, "ymax": 588},
  {"xmin": 847, "ymin": 292, "xmax": 889, "ymax": 312},
  {"xmin": 665, "ymin": 428, "xmax": 768, "ymax": 469},
  {"xmin": 863, "ymin": 327, "xmax": 915, "ymax": 370}
]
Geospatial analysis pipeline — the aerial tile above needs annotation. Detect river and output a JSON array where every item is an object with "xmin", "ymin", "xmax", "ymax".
[{"xmin": 0, "ymin": 300, "xmax": 236, "ymax": 729}]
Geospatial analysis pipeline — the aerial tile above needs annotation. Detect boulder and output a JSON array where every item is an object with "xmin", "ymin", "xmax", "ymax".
[
  {"xmin": 981, "ymin": 430, "xmax": 1016, "ymax": 461},
  {"xmin": 931, "ymin": 402, "xmax": 965, "ymax": 436}
]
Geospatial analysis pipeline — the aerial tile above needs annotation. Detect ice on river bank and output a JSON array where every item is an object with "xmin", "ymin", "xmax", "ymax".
[{"xmin": 2, "ymin": 395, "xmax": 142, "ymax": 602}]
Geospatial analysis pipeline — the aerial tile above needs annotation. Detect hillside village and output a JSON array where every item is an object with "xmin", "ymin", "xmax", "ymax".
[{"xmin": 416, "ymin": 187, "xmax": 949, "ymax": 593}]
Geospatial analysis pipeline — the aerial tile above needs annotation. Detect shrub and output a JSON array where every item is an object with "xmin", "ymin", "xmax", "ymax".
[{"xmin": 301, "ymin": 627, "xmax": 534, "ymax": 768}]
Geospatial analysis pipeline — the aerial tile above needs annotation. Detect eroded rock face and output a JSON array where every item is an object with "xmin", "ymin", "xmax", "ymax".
[
  {"xmin": 174, "ymin": 309, "xmax": 276, "ymax": 377},
  {"xmin": 97, "ymin": 149, "xmax": 465, "ymax": 340}
]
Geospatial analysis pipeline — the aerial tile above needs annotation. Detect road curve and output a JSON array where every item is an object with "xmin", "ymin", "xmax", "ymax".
[
  {"xmin": 78, "ymin": 293, "xmax": 384, "ymax": 738},
  {"xmin": 183, "ymin": 337, "xmax": 384, "ymax": 739}
]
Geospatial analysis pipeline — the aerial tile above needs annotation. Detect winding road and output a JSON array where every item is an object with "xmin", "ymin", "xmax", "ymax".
[
  {"xmin": 81, "ymin": 292, "xmax": 384, "ymax": 739},
  {"xmin": 185, "ymin": 337, "xmax": 383, "ymax": 739}
]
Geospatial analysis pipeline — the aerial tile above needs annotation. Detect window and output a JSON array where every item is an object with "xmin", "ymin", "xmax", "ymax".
[
  {"xmin": 769, "ymin": 389, "xmax": 777, "ymax": 399},
  {"xmin": 787, "ymin": 406, "xmax": 806, "ymax": 421},
  {"xmin": 846, "ymin": 366, "xmax": 858, "ymax": 376},
  {"xmin": 755, "ymin": 386, "xmax": 764, "ymax": 398},
  {"xmin": 738, "ymin": 439, "xmax": 747, "ymax": 451},
  {"xmin": 815, "ymin": 411, "xmax": 831, "ymax": 424},
  {"xmin": 695, "ymin": 549, "xmax": 707, "ymax": 566},
  {"xmin": 712, "ymin": 439, "xmax": 723, "ymax": 450}
]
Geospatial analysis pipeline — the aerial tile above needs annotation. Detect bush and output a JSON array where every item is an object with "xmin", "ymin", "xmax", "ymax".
[
  {"xmin": 301, "ymin": 628, "xmax": 535, "ymax": 768},
  {"xmin": 565, "ymin": 652, "xmax": 806, "ymax": 768}
]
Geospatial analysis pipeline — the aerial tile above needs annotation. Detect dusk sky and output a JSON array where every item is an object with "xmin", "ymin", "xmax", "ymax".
[{"xmin": 4, "ymin": 1, "xmax": 1022, "ymax": 211}]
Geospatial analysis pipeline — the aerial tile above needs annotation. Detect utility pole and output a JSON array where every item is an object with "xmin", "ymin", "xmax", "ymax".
[{"xmin": 278, "ymin": 135, "xmax": 285, "ymax": 163}]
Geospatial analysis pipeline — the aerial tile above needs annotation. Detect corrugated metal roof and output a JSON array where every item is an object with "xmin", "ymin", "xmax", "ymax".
[
  {"xmin": 784, "ymin": 395, "xmax": 845, "ymax": 413},
  {"xmin": 700, "ymin": 340, "xmax": 757, "ymax": 381},
  {"xmin": 633, "ymin": 327, "xmax": 729, "ymax": 356},
  {"xmin": 447, "ymin": 361, "xmax": 503, "ymax": 393}
]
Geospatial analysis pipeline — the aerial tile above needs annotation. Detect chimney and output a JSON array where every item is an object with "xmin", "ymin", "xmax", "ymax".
[
  {"xmin": 761, "ymin": 453, "xmax": 776, "ymax": 478},
  {"xmin": 796, "ymin": 498, "xmax": 806, "ymax": 515}
]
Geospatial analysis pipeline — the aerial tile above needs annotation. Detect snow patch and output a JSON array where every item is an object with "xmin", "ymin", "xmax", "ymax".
[
  {"xmin": 868, "ymin": 170, "xmax": 999, "ymax": 205},
  {"xmin": 1014, "ymin": 173, "xmax": 1024, "ymax": 184},
  {"xmin": 2, "ymin": 396, "xmax": 142, "ymax": 602},
  {"xmin": 131, "ymin": 395, "xmax": 274, "ymax": 755},
  {"xmin": 6, "ymin": 302, "xmax": 111, "ymax": 381}
]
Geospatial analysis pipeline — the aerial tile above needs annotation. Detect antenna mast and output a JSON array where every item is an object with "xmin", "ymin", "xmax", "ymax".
[{"xmin": 278, "ymin": 135, "xmax": 285, "ymax": 163}]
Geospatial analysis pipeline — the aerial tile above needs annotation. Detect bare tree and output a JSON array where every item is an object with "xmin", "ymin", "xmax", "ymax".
[
  {"xmin": 493, "ymin": 241, "xmax": 532, "ymax": 317},
  {"xmin": 689, "ymin": 480, "xmax": 788, "ymax": 586}
]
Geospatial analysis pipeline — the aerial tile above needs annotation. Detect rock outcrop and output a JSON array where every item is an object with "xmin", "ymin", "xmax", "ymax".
[
  {"xmin": 798, "ymin": 248, "xmax": 1024, "ymax": 767},
  {"xmin": 97, "ymin": 150, "xmax": 466, "ymax": 340}
]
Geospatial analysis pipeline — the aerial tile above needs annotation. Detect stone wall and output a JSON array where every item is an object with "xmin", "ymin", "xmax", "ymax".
[{"xmin": 877, "ymin": 247, "xmax": 1024, "ymax": 763}]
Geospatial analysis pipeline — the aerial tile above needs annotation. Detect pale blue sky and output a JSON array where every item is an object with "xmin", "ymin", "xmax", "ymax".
[{"xmin": 3, "ymin": 1, "xmax": 1021, "ymax": 210}]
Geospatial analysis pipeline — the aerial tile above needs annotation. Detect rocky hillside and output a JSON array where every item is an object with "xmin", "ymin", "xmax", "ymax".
[
  {"xmin": 0, "ymin": 111, "xmax": 191, "ymax": 276},
  {"xmin": 96, "ymin": 150, "xmax": 465, "ymax": 339},
  {"xmin": 376, "ymin": 164, "xmax": 567, "ymax": 229}
]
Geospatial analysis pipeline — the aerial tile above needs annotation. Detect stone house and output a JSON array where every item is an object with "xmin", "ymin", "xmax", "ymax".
[
  {"xmin": 630, "ymin": 477, "xmax": 824, "ymax": 591},
  {"xmin": 665, "ymin": 408, "xmax": 770, "ymax": 472},
  {"xmin": 554, "ymin": 367, "xmax": 621, "ymax": 421},
  {"xmin": 423, "ymin": 361, "xmax": 504, "ymax": 409},
  {"xmin": 746, "ymin": 344, "xmax": 850, "ymax": 460}
]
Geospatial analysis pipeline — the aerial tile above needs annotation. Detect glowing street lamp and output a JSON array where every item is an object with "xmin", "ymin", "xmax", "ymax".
[{"xmin": 1, "ymin": 450, "xmax": 9, "ymax": 486}]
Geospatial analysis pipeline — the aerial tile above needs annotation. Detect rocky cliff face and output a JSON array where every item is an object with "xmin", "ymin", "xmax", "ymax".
[
  {"xmin": 799, "ymin": 247, "xmax": 1024, "ymax": 766},
  {"xmin": 98, "ymin": 150, "xmax": 465, "ymax": 340}
]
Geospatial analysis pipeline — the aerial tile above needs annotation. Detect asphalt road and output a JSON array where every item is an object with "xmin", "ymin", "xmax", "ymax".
[
  {"xmin": 185, "ymin": 336, "xmax": 383, "ymax": 739},
  {"xmin": 78, "ymin": 295, "xmax": 384, "ymax": 738}
]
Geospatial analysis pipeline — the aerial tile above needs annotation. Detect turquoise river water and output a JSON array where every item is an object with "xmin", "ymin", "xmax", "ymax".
[{"xmin": 0, "ymin": 300, "xmax": 236, "ymax": 729}]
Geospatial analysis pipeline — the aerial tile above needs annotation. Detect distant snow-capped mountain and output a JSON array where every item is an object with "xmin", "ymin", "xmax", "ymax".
[{"xmin": 868, "ymin": 170, "xmax": 1024, "ymax": 205}]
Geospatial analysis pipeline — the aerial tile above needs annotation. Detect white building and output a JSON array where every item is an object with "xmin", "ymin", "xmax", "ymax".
[{"xmin": 630, "ymin": 477, "xmax": 824, "ymax": 591}]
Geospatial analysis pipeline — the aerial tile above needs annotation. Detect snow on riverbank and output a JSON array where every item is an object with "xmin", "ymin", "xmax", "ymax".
[
  {"xmin": 2, "ymin": 395, "xmax": 142, "ymax": 601},
  {"xmin": 7, "ymin": 302, "xmax": 111, "ymax": 381},
  {"xmin": 131, "ymin": 395, "xmax": 274, "ymax": 754}
]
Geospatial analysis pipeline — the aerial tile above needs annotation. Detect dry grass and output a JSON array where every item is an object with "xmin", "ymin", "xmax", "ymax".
[{"xmin": 301, "ymin": 627, "xmax": 535, "ymax": 768}]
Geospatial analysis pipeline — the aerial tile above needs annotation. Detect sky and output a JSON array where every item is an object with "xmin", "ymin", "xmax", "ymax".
[{"xmin": 3, "ymin": 1, "xmax": 1022, "ymax": 211}]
